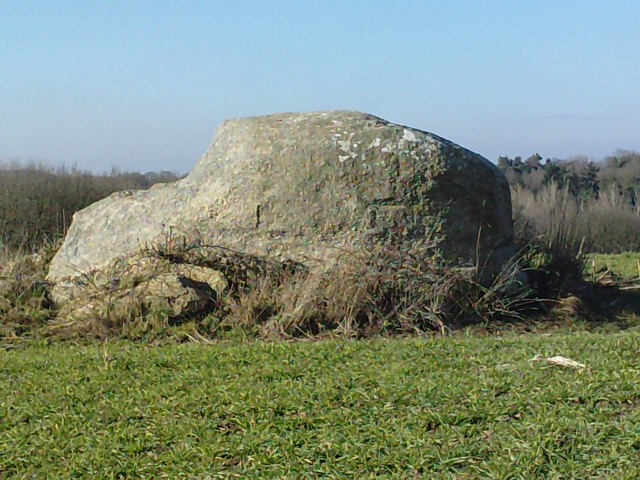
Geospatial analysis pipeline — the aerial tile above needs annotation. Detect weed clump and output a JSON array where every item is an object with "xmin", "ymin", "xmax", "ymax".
[
  {"xmin": 218, "ymin": 235, "xmax": 530, "ymax": 340},
  {"xmin": 0, "ymin": 242, "xmax": 59, "ymax": 341}
]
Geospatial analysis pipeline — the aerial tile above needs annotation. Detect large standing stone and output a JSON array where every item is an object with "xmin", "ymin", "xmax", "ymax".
[{"xmin": 47, "ymin": 111, "xmax": 515, "ymax": 304}]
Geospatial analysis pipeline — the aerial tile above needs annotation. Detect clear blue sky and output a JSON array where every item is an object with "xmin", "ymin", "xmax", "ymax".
[{"xmin": 1, "ymin": 1, "xmax": 638, "ymax": 174}]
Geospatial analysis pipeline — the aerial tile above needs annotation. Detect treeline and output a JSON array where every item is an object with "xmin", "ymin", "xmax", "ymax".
[
  {"xmin": 503, "ymin": 150, "xmax": 640, "ymax": 254},
  {"xmin": 0, "ymin": 161, "xmax": 180, "ymax": 250},
  {"xmin": 498, "ymin": 150, "xmax": 640, "ymax": 207}
]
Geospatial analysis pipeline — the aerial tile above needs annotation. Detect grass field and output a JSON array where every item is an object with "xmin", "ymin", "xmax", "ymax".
[
  {"xmin": 590, "ymin": 252, "xmax": 640, "ymax": 281},
  {"xmin": 2, "ymin": 332, "xmax": 639, "ymax": 479},
  {"xmin": 2, "ymin": 236, "xmax": 640, "ymax": 477}
]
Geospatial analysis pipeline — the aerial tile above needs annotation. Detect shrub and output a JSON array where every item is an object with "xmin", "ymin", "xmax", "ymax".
[
  {"xmin": 0, "ymin": 161, "xmax": 179, "ymax": 251},
  {"xmin": 0, "ymin": 241, "xmax": 59, "ymax": 341},
  {"xmin": 512, "ymin": 182, "xmax": 640, "ymax": 255},
  {"xmin": 511, "ymin": 182, "xmax": 640, "ymax": 325},
  {"xmin": 512, "ymin": 184, "xmax": 587, "ymax": 292}
]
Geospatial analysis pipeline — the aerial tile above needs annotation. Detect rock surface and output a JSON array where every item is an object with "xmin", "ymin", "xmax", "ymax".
[
  {"xmin": 54, "ymin": 257, "xmax": 228, "ymax": 329},
  {"xmin": 47, "ymin": 111, "xmax": 515, "ymax": 305}
]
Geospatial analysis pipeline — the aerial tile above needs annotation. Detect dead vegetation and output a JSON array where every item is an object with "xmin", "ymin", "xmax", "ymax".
[
  {"xmin": 2, "ymin": 176, "xmax": 640, "ymax": 344},
  {"xmin": 0, "ymin": 241, "xmax": 59, "ymax": 341},
  {"xmin": 0, "ymin": 225, "xmax": 587, "ymax": 343}
]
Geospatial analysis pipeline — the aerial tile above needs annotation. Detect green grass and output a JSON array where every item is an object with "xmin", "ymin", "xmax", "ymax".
[
  {"xmin": 2, "ymin": 332, "xmax": 639, "ymax": 478},
  {"xmin": 589, "ymin": 252, "xmax": 640, "ymax": 280}
]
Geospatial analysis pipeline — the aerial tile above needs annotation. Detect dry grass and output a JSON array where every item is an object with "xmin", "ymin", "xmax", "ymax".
[
  {"xmin": 1, "ymin": 231, "xmax": 535, "ymax": 342},
  {"xmin": 216, "ymin": 236, "xmax": 532, "ymax": 340},
  {"xmin": 513, "ymin": 182, "xmax": 640, "ymax": 254},
  {"xmin": 0, "ymin": 241, "xmax": 59, "ymax": 341},
  {"xmin": 4, "ymin": 174, "xmax": 640, "ymax": 343}
]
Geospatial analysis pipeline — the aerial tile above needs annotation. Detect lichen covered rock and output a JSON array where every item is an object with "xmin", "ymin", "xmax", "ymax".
[
  {"xmin": 50, "ymin": 252, "xmax": 228, "ymax": 331},
  {"xmin": 47, "ymin": 111, "xmax": 515, "ymax": 307}
]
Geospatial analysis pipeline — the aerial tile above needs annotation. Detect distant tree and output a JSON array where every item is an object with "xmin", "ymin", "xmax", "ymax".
[
  {"xmin": 504, "ymin": 167, "xmax": 524, "ymax": 188},
  {"xmin": 497, "ymin": 150, "xmax": 640, "ymax": 210},
  {"xmin": 525, "ymin": 153, "xmax": 543, "ymax": 169},
  {"xmin": 543, "ymin": 160, "xmax": 563, "ymax": 185},
  {"xmin": 512, "ymin": 156, "xmax": 523, "ymax": 169},
  {"xmin": 497, "ymin": 156, "xmax": 512, "ymax": 170},
  {"xmin": 577, "ymin": 161, "xmax": 600, "ymax": 200},
  {"xmin": 522, "ymin": 167, "xmax": 545, "ymax": 193}
]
